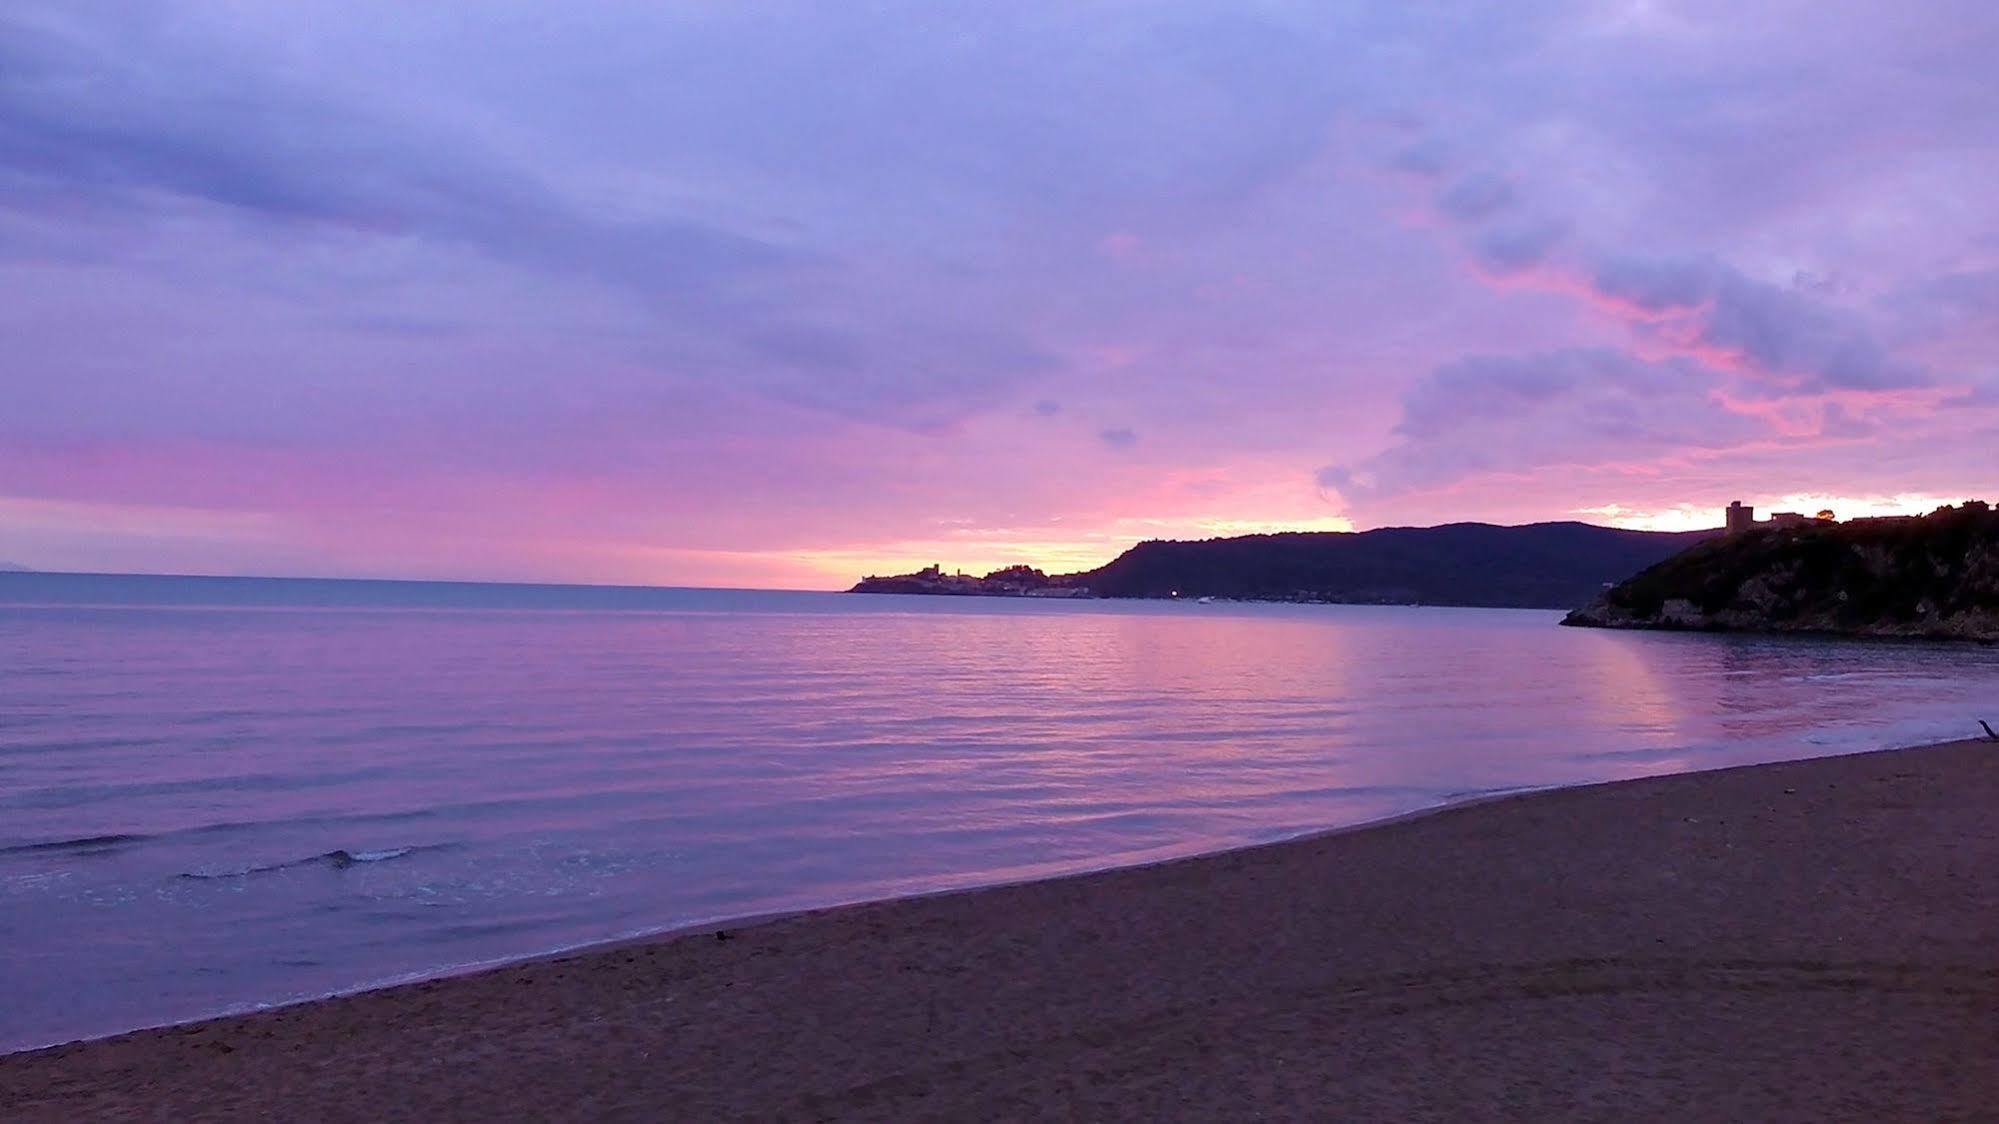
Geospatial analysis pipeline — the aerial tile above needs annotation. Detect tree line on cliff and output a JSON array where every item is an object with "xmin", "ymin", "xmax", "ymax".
[{"xmin": 1564, "ymin": 502, "xmax": 1999, "ymax": 640}]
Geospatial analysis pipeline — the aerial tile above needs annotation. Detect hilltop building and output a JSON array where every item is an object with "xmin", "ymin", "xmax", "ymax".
[{"xmin": 1725, "ymin": 501, "xmax": 1837, "ymax": 533}]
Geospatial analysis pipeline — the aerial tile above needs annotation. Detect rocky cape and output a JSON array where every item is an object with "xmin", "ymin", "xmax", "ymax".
[
  {"xmin": 1563, "ymin": 502, "xmax": 1999, "ymax": 641},
  {"xmin": 853, "ymin": 522, "xmax": 1717, "ymax": 610},
  {"xmin": 848, "ymin": 564, "xmax": 1088, "ymax": 598}
]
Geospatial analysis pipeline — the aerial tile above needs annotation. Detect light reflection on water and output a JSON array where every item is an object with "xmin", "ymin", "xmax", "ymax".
[{"xmin": 2, "ymin": 574, "xmax": 1997, "ymax": 1051}]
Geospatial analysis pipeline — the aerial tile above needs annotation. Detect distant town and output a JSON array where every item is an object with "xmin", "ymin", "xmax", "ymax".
[{"xmin": 849, "ymin": 563, "xmax": 1089, "ymax": 598}]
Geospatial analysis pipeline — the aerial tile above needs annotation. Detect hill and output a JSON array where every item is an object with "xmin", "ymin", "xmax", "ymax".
[
  {"xmin": 1074, "ymin": 522, "xmax": 1716, "ymax": 607},
  {"xmin": 854, "ymin": 522, "xmax": 1718, "ymax": 609},
  {"xmin": 1562, "ymin": 503, "xmax": 1999, "ymax": 640}
]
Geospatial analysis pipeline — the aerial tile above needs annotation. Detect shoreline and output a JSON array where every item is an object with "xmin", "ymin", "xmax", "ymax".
[
  {"xmin": 8, "ymin": 737, "xmax": 1999, "ymax": 1119},
  {"xmin": 4, "ymin": 726, "xmax": 1958, "ymax": 1060},
  {"xmin": 2, "ymin": 775, "xmax": 1569, "ymax": 1059},
  {"xmin": 0, "ymin": 760, "xmax": 1720, "ymax": 1058},
  {"xmin": 1561, "ymin": 614, "xmax": 1999, "ymax": 645}
]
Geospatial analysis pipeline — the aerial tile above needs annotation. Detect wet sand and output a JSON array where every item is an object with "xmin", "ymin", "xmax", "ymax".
[{"xmin": 7, "ymin": 738, "xmax": 1999, "ymax": 1121}]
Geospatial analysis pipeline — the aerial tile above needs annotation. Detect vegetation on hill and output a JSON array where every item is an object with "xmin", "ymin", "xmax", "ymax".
[
  {"xmin": 854, "ymin": 522, "xmax": 1716, "ymax": 609},
  {"xmin": 1562, "ymin": 502, "xmax": 1999, "ymax": 641},
  {"xmin": 1075, "ymin": 523, "xmax": 1714, "ymax": 607}
]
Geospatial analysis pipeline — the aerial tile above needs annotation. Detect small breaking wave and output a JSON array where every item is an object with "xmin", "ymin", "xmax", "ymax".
[
  {"xmin": 0, "ymin": 833, "xmax": 152, "ymax": 856},
  {"xmin": 335, "ymin": 847, "xmax": 417, "ymax": 865},
  {"xmin": 179, "ymin": 846, "xmax": 422, "ymax": 880}
]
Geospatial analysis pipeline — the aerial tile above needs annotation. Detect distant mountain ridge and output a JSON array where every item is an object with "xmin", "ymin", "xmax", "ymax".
[
  {"xmin": 1564, "ymin": 503, "xmax": 1999, "ymax": 640},
  {"xmin": 854, "ymin": 521, "xmax": 1720, "ymax": 609},
  {"xmin": 1076, "ymin": 522, "xmax": 1718, "ymax": 607},
  {"xmin": 0, "ymin": 562, "xmax": 31, "ymax": 573}
]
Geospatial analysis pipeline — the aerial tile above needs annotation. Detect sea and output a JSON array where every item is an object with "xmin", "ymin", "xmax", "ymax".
[{"xmin": 4, "ymin": 571, "xmax": 1997, "ymax": 1053}]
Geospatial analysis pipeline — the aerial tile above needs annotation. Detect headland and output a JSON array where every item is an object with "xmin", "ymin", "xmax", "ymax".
[
  {"xmin": 1566, "ymin": 501, "xmax": 1999, "ymax": 641},
  {"xmin": 854, "ymin": 521, "xmax": 1715, "ymax": 609}
]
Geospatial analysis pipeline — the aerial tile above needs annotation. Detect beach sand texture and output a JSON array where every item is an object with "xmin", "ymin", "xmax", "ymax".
[{"xmin": 6, "ymin": 739, "xmax": 1997, "ymax": 1121}]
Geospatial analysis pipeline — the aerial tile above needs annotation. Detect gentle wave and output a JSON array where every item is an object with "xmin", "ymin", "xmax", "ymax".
[
  {"xmin": 178, "ymin": 846, "xmax": 424, "ymax": 880},
  {"xmin": 0, "ymin": 832, "xmax": 152, "ymax": 856}
]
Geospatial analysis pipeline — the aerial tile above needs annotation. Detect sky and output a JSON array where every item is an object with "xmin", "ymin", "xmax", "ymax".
[{"xmin": 3, "ymin": 1, "xmax": 1996, "ymax": 589}]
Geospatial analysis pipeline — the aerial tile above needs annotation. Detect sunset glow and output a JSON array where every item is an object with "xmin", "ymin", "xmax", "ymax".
[{"xmin": 2, "ymin": 4, "xmax": 1994, "ymax": 587}]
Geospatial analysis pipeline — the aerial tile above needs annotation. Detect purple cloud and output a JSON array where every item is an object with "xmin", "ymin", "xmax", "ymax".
[
  {"xmin": 1588, "ymin": 256, "xmax": 1928, "ymax": 392},
  {"xmin": 1322, "ymin": 350, "xmax": 1771, "ymax": 504},
  {"xmin": 1436, "ymin": 173, "xmax": 1516, "ymax": 223},
  {"xmin": 1472, "ymin": 218, "xmax": 1568, "ymax": 276},
  {"xmin": 0, "ymin": 1, "xmax": 1994, "ymax": 585}
]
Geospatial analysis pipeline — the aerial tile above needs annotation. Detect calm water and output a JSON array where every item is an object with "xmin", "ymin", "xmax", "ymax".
[{"xmin": 4, "ymin": 572, "xmax": 1997, "ymax": 1052}]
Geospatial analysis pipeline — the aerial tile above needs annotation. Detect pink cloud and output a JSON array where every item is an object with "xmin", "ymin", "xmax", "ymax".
[{"xmin": 2, "ymin": 1, "xmax": 1995, "ymax": 585}]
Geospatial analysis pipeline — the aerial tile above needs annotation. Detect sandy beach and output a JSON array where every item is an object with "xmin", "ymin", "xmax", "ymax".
[{"xmin": 7, "ymin": 738, "xmax": 1998, "ymax": 1121}]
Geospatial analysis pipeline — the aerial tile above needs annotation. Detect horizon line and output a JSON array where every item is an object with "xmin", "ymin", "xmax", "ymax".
[{"xmin": 0, "ymin": 517, "xmax": 1731, "ymax": 592}]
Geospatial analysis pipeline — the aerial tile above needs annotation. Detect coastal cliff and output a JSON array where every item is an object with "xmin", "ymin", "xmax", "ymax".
[{"xmin": 1562, "ymin": 502, "xmax": 1999, "ymax": 641}]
